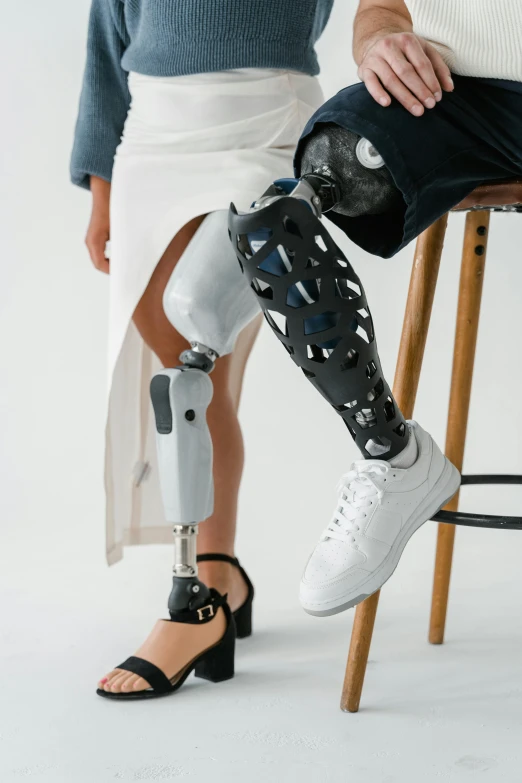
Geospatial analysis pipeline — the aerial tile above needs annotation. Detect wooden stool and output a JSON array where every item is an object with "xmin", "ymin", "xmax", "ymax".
[{"xmin": 340, "ymin": 178, "xmax": 522, "ymax": 713}]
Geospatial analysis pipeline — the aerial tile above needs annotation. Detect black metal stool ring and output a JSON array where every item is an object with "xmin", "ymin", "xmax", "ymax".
[{"xmin": 433, "ymin": 475, "xmax": 522, "ymax": 530}]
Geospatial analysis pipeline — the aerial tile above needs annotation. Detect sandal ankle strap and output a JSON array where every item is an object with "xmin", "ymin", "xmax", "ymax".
[
  {"xmin": 196, "ymin": 554, "xmax": 254, "ymax": 609},
  {"xmin": 169, "ymin": 588, "xmax": 228, "ymax": 625},
  {"xmin": 197, "ymin": 553, "xmax": 240, "ymax": 568}
]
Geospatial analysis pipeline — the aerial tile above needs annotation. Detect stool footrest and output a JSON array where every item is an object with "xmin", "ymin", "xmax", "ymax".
[{"xmin": 432, "ymin": 474, "xmax": 522, "ymax": 529}]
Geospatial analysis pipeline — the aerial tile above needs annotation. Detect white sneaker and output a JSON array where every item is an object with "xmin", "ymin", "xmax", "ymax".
[{"xmin": 300, "ymin": 421, "xmax": 460, "ymax": 616}]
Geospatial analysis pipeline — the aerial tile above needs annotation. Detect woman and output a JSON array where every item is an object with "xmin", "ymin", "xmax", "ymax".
[{"xmin": 71, "ymin": 0, "xmax": 332, "ymax": 698}]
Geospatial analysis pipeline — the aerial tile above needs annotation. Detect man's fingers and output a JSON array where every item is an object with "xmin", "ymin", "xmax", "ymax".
[
  {"xmin": 401, "ymin": 36, "xmax": 443, "ymax": 100},
  {"xmin": 370, "ymin": 35, "xmax": 438, "ymax": 106},
  {"xmin": 358, "ymin": 67, "xmax": 391, "ymax": 107},
  {"xmin": 424, "ymin": 44, "xmax": 454, "ymax": 92},
  {"xmin": 360, "ymin": 34, "xmax": 455, "ymax": 116},
  {"xmin": 372, "ymin": 60, "xmax": 426, "ymax": 116},
  {"xmin": 388, "ymin": 53, "xmax": 437, "ymax": 107}
]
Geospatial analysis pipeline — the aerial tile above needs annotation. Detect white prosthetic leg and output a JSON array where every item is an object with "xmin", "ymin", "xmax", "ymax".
[{"xmin": 150, "ymin": 211, "xmax": 260, "ymax": 617}]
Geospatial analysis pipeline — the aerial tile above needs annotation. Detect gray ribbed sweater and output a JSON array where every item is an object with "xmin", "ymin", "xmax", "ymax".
[{"xmin": 70, "ymin": 0, "xmax": 334, "ymax": 189}]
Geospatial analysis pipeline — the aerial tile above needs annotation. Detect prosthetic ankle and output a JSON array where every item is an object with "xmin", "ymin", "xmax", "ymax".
[
  {"xmin": 229, "ymin": 126, "xmax": 409, "ymax": 461},
  {"xmin": 150, "ymin": 212, "xmax": 259, "ymax": 617}
]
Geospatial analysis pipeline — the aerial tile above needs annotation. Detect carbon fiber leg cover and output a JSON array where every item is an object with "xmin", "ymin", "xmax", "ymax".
[{"xmin": 229, "ymin": 196, "xmax": 408, "ymax": 459}]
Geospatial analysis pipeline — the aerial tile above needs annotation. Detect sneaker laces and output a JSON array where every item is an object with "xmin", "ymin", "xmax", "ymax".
[{"xmin": 324, "ymin": 461, "xmax": 391, "ymax": 544}]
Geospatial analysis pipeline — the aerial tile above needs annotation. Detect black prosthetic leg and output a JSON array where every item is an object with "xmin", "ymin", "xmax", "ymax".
[{"xmin": 229, "ymin": 181, "xmax": 408, "ymax": 460}]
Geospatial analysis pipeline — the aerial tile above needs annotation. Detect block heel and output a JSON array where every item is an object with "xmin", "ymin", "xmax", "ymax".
[
  {"xmin": 194, "ymin": 613, "xmax": 236, "ymax": 682},
  {"xmin": 232, "ymin": 593, "xmax": 252, "ymax": 639},
  {"xmin": 197, "ymin": 553, "xmax": 255, "ymax": 639}
]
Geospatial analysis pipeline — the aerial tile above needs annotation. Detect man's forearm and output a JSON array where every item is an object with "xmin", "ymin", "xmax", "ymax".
[{"xmin": 353, "ymin": 6, "xmax": 412, "ymax": 64}]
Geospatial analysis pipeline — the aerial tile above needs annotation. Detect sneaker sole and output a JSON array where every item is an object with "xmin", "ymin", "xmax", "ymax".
[{"xmin": 301, "ymin": 458, "xmax": 461, "ymax": 617}]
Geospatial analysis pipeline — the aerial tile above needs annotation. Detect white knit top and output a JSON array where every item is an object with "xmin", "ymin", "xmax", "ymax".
[{"xmin": 405, "ymin": 0, "xmax": 522, "ymax": 81}]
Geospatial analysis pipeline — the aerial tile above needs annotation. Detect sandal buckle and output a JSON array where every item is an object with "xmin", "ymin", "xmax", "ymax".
[{"xmin": 197, "ymin": 604, "xmax": 215, "ymax": 621}]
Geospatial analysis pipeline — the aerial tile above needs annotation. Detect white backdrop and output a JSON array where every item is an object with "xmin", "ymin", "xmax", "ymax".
[{"xmin": 2, "ymin": 3, "xmax": 522, "ymax": 781}]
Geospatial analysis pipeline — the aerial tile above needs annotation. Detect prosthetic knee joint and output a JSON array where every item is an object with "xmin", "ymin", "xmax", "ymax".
[
  {"xmin": 229, "ymin": 125, "xmax": 408, "ymax": 460},
  {"xmin": 150, "ymin": 212, "xmax": 259, "ymax": 616}
]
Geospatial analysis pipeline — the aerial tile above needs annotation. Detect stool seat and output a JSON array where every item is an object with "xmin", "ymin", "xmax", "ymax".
[{"xmin": 453, "ymin": 178, "xmax": 522, "ymax": 211}]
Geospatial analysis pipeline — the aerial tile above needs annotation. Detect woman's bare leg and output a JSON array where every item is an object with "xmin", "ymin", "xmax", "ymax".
[
  {"xmin": 228, "ymin": 314, "xmax": 264, "ymax": 411},
  {"xmin": 196, "ymin": 313, "xmax": 262, "ymax": 602},
  {"xmin": 99, "ymin": 215, "xmax": 261, "ymax": 694}
]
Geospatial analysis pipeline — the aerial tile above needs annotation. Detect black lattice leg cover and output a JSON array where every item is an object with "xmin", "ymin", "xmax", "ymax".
[{"xmin": 229, "ymin": 196, "xmax": 408, "ymax": 460}]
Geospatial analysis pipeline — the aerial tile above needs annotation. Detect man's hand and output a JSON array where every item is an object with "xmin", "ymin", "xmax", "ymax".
[
  {"xmin": 358, "ymin": 32, "xmax": 454, "ymax": 116},
  {"xmin": 85, "ymin": 175, "xmax": 111, "ymax": 274}
]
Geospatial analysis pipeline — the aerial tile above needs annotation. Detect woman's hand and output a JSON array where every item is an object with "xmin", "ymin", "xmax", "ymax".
[
  {"xmin": 86, "ymin": 175, "xmax": 111, "ymax": 274},
  {"xmin": 358, "ymin": 32, "xmax": 454, "ymax": 116}
]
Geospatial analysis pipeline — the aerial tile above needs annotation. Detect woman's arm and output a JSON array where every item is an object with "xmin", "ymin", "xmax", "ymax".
[
  {"xmin": 70, "ymin": 0, "xmax": 130, "ymax": 190},
  {"xmin": 353, "ymin": 0, "xmax": 454, "ymax": 116},
  {"xmin": 85, "ymin": 175, "xmax": 111, "ymax": 274}
]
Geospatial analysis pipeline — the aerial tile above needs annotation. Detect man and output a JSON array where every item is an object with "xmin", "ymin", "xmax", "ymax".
[{"xmin": 230, "ymin": 0, "xmax": 522, "ymax": 616}]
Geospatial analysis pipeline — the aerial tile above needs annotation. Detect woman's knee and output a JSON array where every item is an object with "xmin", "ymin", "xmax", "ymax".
[
  {"xmin": 133, "ymin": 215, "xmax": 206, "ymax": 365},
  {"xmin": 134, "ymin": 279, "xmax": 187, "ymax": 366}
]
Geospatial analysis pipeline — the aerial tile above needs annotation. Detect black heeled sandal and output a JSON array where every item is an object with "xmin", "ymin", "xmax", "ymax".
[
  {"xmin": 96, "ymin": 589, "xmax": 235, "ymax": 700},
  {"xmin": 197, "ymin": 553, "xmax": 254, "ymax": 639}
]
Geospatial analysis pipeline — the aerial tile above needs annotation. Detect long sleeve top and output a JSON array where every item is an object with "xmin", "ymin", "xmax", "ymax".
[{"xmin": 70, "ymin": 0, "xmax": 334, "ymax": 189}]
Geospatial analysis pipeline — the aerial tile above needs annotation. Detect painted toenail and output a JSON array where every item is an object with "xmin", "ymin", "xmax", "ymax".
[{"xmin": 100, "ymin": 677, "xmax": 108, "ymax": 684}]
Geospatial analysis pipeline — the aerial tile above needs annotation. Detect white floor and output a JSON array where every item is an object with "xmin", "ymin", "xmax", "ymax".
[{"xmin": 2, "ymin": 484, "xmax": 522, "ymax": 783}]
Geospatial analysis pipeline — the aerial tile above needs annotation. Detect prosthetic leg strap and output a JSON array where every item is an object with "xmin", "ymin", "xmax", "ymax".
[{"xmin": 229, "ymin": 196, "xmax": 408, "ymax": 459}]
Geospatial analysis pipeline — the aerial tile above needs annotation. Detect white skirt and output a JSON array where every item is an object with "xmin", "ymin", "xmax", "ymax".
[{"xmin": 106, "ymin": 68, "xmax": 324, "ymax": 564}]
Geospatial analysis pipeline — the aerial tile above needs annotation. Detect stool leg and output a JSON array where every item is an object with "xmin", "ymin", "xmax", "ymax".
[
  {"xmin": 429, "ymin": 210, "xmax": 490, "ymax": 645},
  {"xmin": 341, "ymin": 214, "xmax": 449, "ymax": 712}
]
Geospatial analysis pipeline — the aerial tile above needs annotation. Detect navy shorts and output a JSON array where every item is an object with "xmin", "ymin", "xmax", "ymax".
[{"xmin": 295, "ymin": 75, "xmax": 522, "ymax": 258}]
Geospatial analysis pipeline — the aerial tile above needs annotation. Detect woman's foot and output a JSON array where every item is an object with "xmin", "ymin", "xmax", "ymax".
[
  {"xmin": 98, "ymin": 609, "xmax": 226, "ymax": 695},
  {"xmin": 97, "ymin": 562, "xmax": 247, "ymax": 694}
]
